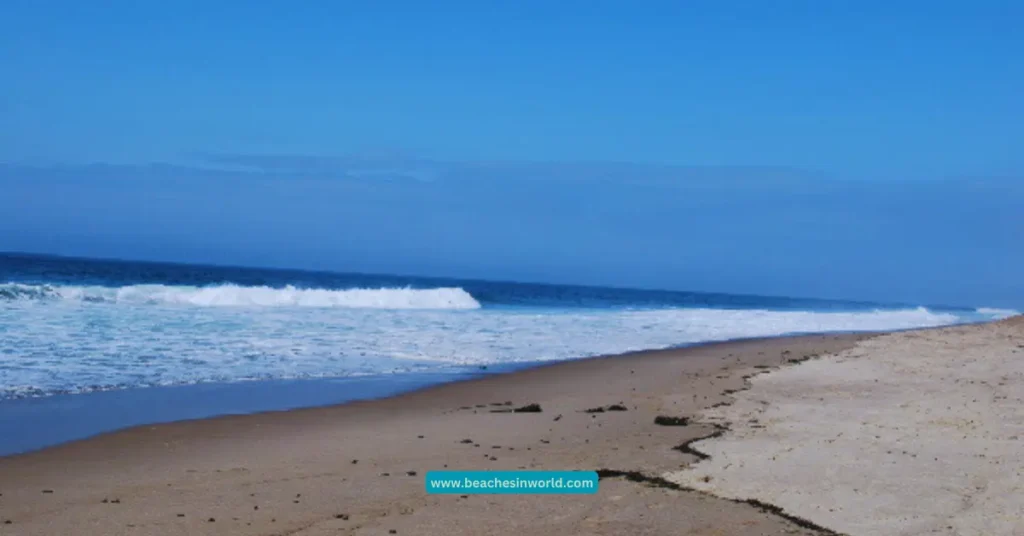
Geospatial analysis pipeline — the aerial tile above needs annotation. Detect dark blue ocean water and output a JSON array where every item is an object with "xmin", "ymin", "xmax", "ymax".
[{"xmin": 0, "ymin": 251, "xmax": 949, "ymax": 311}]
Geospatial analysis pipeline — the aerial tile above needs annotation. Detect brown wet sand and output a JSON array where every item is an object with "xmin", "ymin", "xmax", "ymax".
[{"xmin": 0, "ymin": 334, "xmax": 867, "ymax": 536}]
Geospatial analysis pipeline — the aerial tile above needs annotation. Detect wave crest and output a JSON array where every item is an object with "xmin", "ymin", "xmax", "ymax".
[{"xmin": 0, "ymin": 283, "xmax": 481, "ymax": 310}]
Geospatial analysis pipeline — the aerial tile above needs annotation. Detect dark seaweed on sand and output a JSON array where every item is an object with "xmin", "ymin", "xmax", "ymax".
[
  {"xmin": 654, "ymin": 416, "xmax": 690, "ymax": 426},
  {"xmin": 491, "ymin": 403, "xmax": 543, "ymax": 413},
  {"xmin": 584, "ymin": 403, "xmax": 628, "ymax": 413}
]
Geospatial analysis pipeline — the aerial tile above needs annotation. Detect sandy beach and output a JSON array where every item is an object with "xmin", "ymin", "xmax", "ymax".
[
  {"xmin": 0, "ymin": 319, "xmax": 1020, "ymax": 535},
  {"xmin": 668, "ymin": 316, "xmax": 1024, "ymax": 536},
  {"xmin": 0, "ymin": 334, "xmax": 864, "ymax": 536}
]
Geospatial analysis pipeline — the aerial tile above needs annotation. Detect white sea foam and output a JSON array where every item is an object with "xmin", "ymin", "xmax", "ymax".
[
  {"xmin": 974, "ymin": 306, "xmax": 1020, "ymax": 319},
  {"xmin": 0, "ymin": 288, "xmax": 973, "ymax": 399},
  {"xmin": 0, "ymin": 283, "xmax": 481, "ymax": 310}
]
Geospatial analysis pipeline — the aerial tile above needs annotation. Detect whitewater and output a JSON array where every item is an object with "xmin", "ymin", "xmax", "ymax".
[
  {"xmin": 0, "ymin": 282, "xmax": 481, "ymax": 309},
  {"xmin": 1, "ymin": 276, "xmax": 1015, "ymax": 400}
]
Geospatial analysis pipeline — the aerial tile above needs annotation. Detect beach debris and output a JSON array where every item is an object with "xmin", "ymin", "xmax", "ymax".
[
  {"xmin": 406, "ymin": 471, "xmax": 417, "ymax": 476},
  {"xmin": 207, "ymin": 517, "xmax": 215, "ymax": 523},
  {"xmin": 654, "ymin": 416, "xmax": 690, "ymax": 426},
  {"xmin": 490, "ymin": 402, "xmax": 542, "ymax": 413},
  {"xmin": 351, "ymin": 459, "xmax": 358, "ymax": 464},
  {"xmin": 553, "ymin": 414, "xmax": 562, "ymax": 421},
  {"xmin": 335, "ymin": 514, "xmax": 349, "ymax": 520},
  {"xmin": 41, "ymin": 489, "xmax": 54, "ymax": 494},
  {"xmin": 596, "ymin": 469, "xmax": 681, "ymax": 489},
  {"xmin": 177, "ymin": 514, "xmax": 185, "ymax": 517},
  {"xmin": 585, "ymin": 403, "xmax": 629, "ymax": 413},
  {"xmin": 602, "ymin": 463, "xmax": 843, "ymax": 535},
  {"xmin": 672, "ymin": 424, "xmax": 726, "ymax": 460},
  {"xmin": 459, "ymin": 438, "xmax": 473, "ymax": 444},
  {"xmin": 600, "ymin": 465, "xmax": 840, "ymax": 536},
  {"xmin": 786, "ymin": 353, "xmax": 818, "ymax": 364}
]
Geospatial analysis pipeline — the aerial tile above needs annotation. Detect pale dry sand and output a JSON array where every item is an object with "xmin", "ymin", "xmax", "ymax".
[
  {"xmin": 0, "ymin": 335, "xmax": 865, "ymax": 536},
  {"xmin": 667, "ymin": 316, "xmax": 1024, "ymax": 536}
]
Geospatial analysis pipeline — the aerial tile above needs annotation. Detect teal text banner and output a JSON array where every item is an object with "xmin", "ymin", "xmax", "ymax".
[{"xmin": 425, "ymin": 470, "xmax": 599, "ymax": 494}]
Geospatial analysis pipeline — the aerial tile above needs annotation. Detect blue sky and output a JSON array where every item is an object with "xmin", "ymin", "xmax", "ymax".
[{"xmin": 1, "ymin": 1, "xmax": 1022, "ymax": 307}]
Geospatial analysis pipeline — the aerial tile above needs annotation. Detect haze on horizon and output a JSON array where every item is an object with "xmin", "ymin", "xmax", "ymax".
[{"xmin": 1, "ymin": 2, "xmax": 1022, "ymax": 308}]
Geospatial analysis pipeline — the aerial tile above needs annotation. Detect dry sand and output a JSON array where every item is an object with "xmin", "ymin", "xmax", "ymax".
[
  {"xmin": 667, "ymin": 316, "xmax": 1024, "ymax": 536},
  {"xmin": 0, "ymin": 334, "xmax": 864, "ymax": 536}
]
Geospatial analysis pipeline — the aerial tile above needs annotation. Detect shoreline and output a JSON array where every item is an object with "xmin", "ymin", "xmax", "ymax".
[
  {"xmin": 0, "ymin": 330, "xmax": 871, "ymax": 536},
  {"xmin": 2, "ymin": 319, "xmax": 1017, "ymax": 535},
  {"xmin": 0, "ymin": 368, "xmax": 494, "ymax": 458},
  {"xmin": 0, "ymin": 330, "xmax": 888, "ymax": 458}
]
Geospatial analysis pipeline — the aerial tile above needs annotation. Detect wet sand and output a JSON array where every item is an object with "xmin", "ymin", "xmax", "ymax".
[
  {"xmin": 0, "ymin": 369, "xmax": 496, "ymax": 457},
  {"xmin": 2, "ymin": 334, "xmax": 867, "ymax": 535}
]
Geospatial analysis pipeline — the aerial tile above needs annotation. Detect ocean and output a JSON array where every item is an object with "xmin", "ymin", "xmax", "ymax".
[
  {"xmin": 2, "ymin": 251, "xmax": 1017, "ymax": 400},
  {"xmin": 0, "ymin": 252, "xmax": 1016, "ymax": 454}
]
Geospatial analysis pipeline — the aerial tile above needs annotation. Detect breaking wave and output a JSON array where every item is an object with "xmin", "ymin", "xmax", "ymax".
[{"xmin": 0, "ymin": 282, "xmax": 481, "ymax": 310}]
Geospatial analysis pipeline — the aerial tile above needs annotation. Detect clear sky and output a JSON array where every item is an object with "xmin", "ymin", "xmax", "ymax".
[{"xmin": 1, "ymin": 1, "xmax": 1022, "ymax": 307}]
